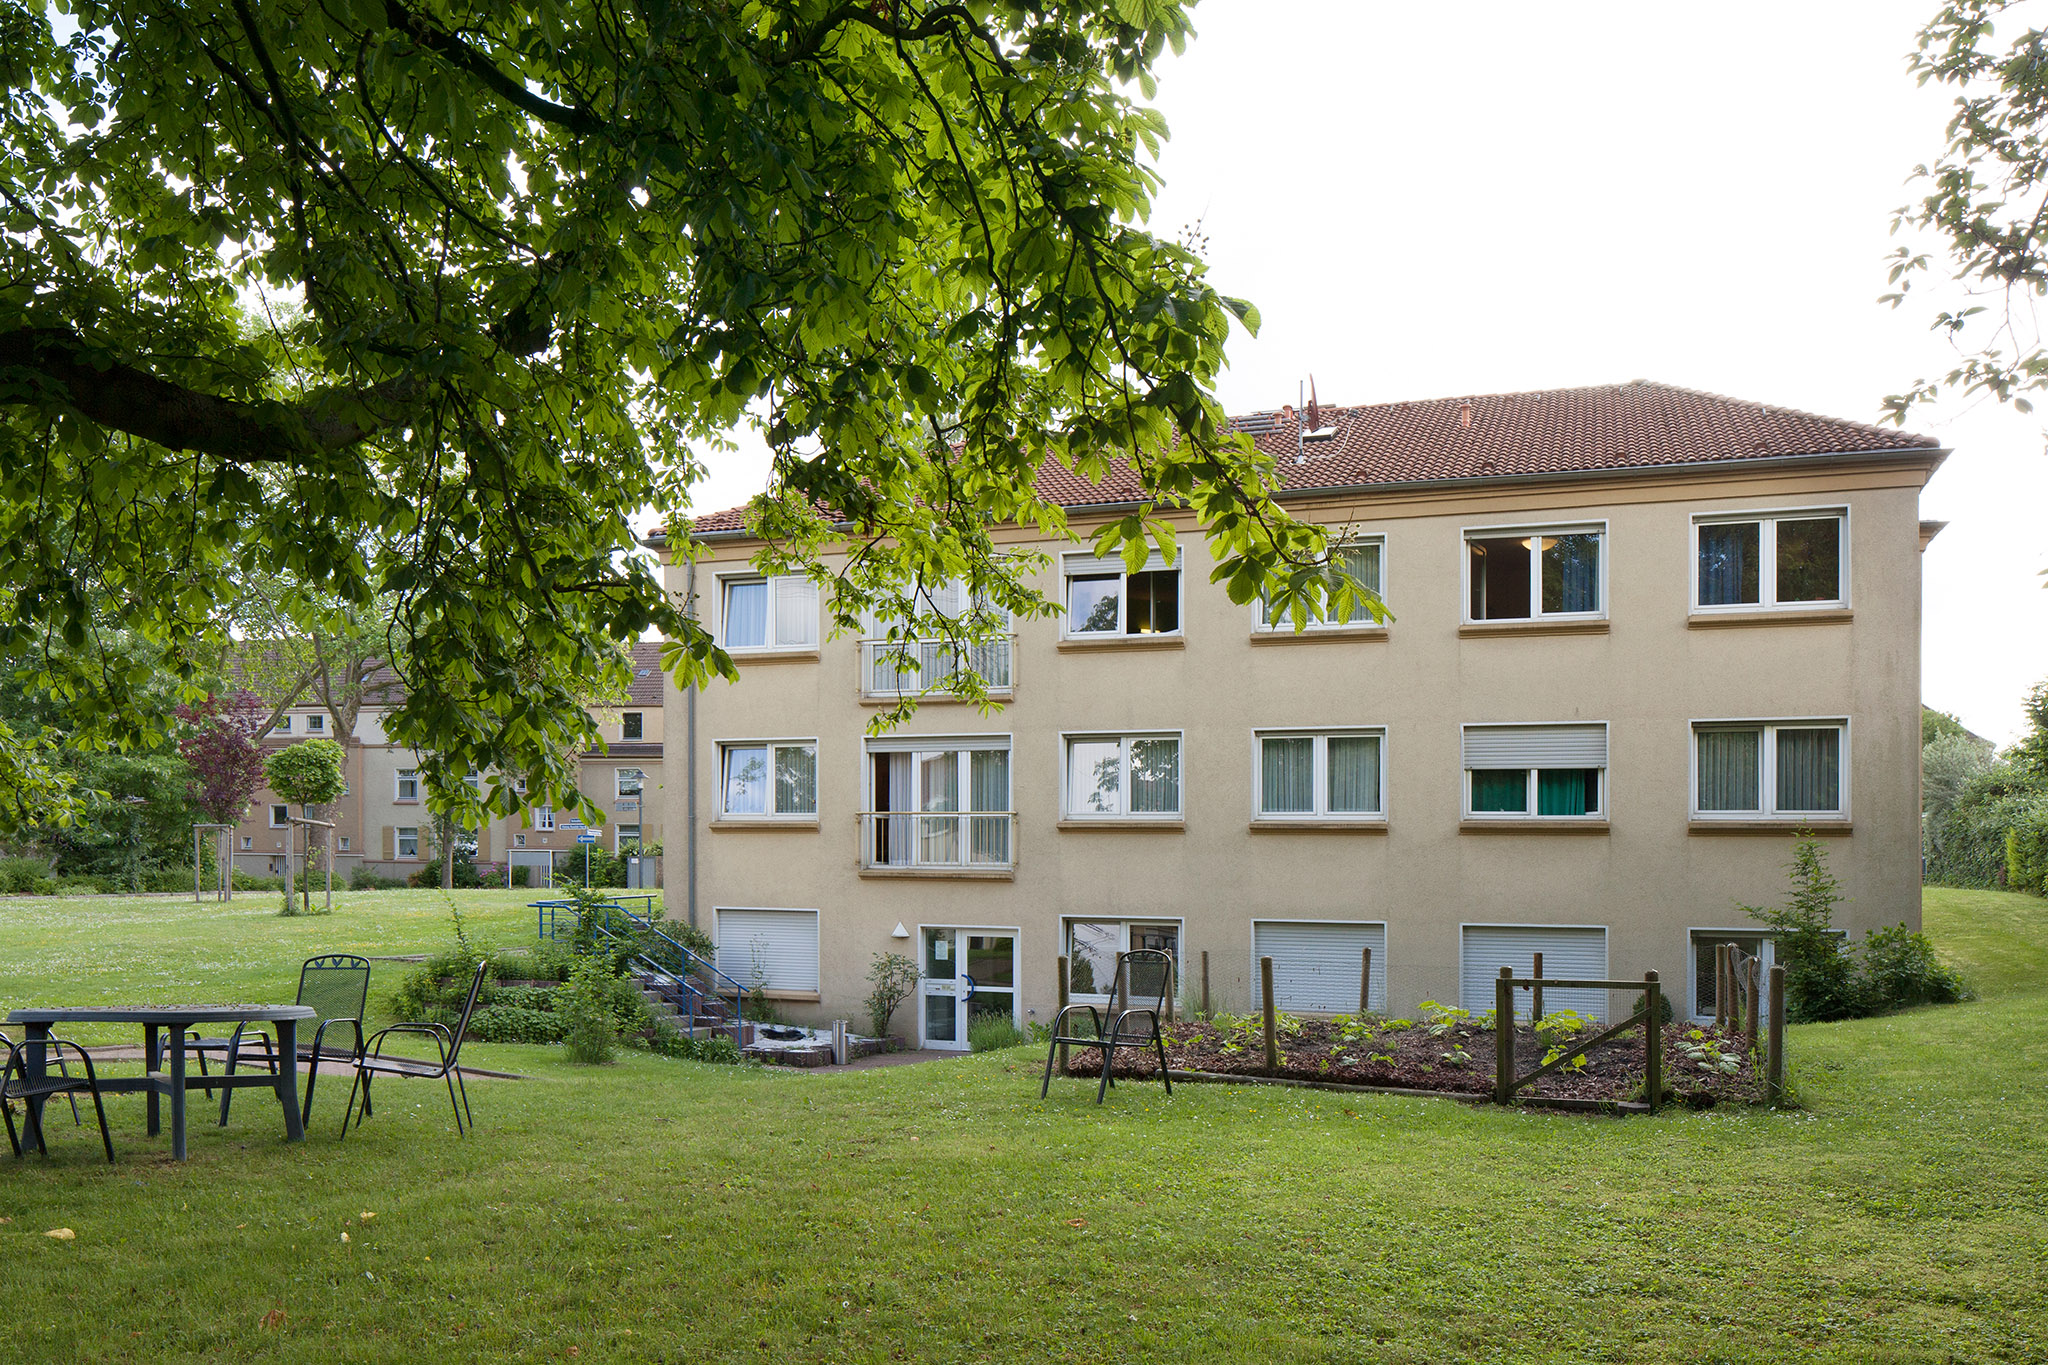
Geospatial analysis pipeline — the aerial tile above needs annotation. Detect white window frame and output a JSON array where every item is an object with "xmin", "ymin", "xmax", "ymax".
[
  {"xmin": 396, "ymin": 827, "xmax": 419, "ymax": 859},
  {"xmin": 622, "ymin": 710, "xmax": 644, "ymax": 740},
  {"xmin": 718, "ymin": 739, "xmax": 820, "ymax": 819},
  {"xmin": 1250, "ymin": 728, "xmax": 1388, "ymax": 822},
  {"xmin": 303, "ymin": 713, "xmax": 325, "ymax": 734},
  {"xmin": 515, "ymin": 833, "xmax": 527, "ymax": 848},
  {"xmin": 394, "ymin": 768, "xmax": 419, "ymax": 802},
  {"xmin": 338, "ymin": 836, "xmax": 350, "ymax": 852},
  {"xmin": 716, "ymin": 571, "xmax": 818, "ymax": 653},
  {"xmin": 534, "ymin": 805, "xmax": 555, "ymax": 832},
  {"xmin": 1254, "ymin": 536, "xmax": 1388, "ymax": 632},
  {"xmin": 1061, "ymin": 917, "xmax": 1187, "ymax": 1004},
  {"xmin": 1460, "ymin": 723, "xmax": 1609, "ymax": 821},
  {"xmin": 269, "ymin": 804, "xmax": 289, "ymax": 828},
  {"xmin": 1059, "ymin": 552, "xmax": 1184, "ymax": 640},
  {"xmin": 1686, "ymin": 929, "xmax": 1782, "ymax": 1023},
  {"xmin": 1060, "ymin": 731, "xmax": 1184, "ymax": 820},
  {"xmin": 616, "ymin": 767, "xmax": 645, "ymax": 798},
  {"xmin": 1691, "ymin": 506, "xmax": 1850, "ymax": 613},
  {"xmin": 1461, "ymin": 520, "xmax": 1608, "ymax": 623},
  {"xmin": 1689, "ymin": 718, "xmax": 1851, "ymax": 822},
  {"xmin": 713, "ymin": 906, "xmax": 822, "ymax": 995},
  {"xmin": 615, "ymin": 824, "xmax": 641, "ymax": 852},
  {"xmin": 240, "ymin": 835, "xmax": 253, "ymax": 850}
]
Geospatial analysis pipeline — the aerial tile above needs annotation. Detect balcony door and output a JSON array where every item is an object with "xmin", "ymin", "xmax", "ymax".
[{"xmin": 867, "ymin": 742, "xmax": 1011, "ymax": 869}]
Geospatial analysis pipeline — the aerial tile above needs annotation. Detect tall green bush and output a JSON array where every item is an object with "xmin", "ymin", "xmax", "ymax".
[
  {"xmin": 1923, "ymin": 763, "xmax": 2048, "ymax": 888},
  {"xmin": 1741, "ymin": 834, "xmax": 1865, "ymax": 1022}
]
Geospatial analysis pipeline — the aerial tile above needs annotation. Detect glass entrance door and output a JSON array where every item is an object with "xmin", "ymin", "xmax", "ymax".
[{"xmin": 918, "ymin": 927, "xmax": 1017, "ymax": 1051}]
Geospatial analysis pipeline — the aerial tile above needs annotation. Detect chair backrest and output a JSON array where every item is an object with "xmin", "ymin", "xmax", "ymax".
[
  {"xmin": 1116, "ymin": 949, "xmax": 1175, "ymax": 1016},
  {"xmin": 296, "ymin": 955, "xmax": 372, "ymax": 1034},
  {"xmin": 443, "ymin": 959, "xmax": 491, "ymax": 1071}
]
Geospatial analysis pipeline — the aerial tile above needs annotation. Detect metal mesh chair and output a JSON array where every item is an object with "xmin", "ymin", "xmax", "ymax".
[
  {"xmin": 1040, "ymin": 948, "xmax": 1175, "ymax": 1104},
  {"xmin": 2, "ymin": 1036, "xmax": 114, "ymax": 1162},
  {"xmin": 341, "ymin": 958, "xmax": 487, "ymax": 1139},
  {"xmin": 0, "ymin": 1027, "xmax": 80, "ymax": 1129},
  {"xmin": 185, "ymin": 955, "xmax": 370, "ymax": 1126}
]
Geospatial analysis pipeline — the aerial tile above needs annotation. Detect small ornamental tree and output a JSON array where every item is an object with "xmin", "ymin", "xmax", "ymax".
[
  {"xmin": 265, "ymin": 740, "xmax": 346, "ymax": 913},
  {"xmin": 174, "ymin": 695, "xmax": 266, "ymax": 824},
  {"xmin": 1740, "ymin": 834, "xmax": 1864, "ymax": 1023},
  {"xmin": 864, "ymin": 952, "xmax": 922, "ymax": 1039}
]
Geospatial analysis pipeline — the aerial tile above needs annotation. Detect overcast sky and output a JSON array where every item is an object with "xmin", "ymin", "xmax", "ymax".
[{"xmin": 691, "ymin": 1, "xmax": 2048, "ymax": 745}]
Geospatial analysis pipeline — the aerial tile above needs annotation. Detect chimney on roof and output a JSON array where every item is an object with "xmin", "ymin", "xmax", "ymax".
[{"xmin": 1459, "ymin": 399, "xmax": 1473, "ymax": 429}]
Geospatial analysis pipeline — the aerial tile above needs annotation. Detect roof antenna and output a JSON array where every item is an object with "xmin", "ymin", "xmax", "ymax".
[{"xmin": 1295, "ymin": 379, "xmax": 1307, "ymax": 465}]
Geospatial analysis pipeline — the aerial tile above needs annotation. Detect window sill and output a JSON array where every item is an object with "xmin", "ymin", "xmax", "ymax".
[
  {"xmin": 1688, "ymin": 820, "xmax": 1852, "ymax": 836},
  {"xmin": 1249, "ymin": 819, "xmax": 1389, "ymax": 833},
  {"xmin": 1458, "ymin": 819, "xmax": 1610, "ymax": 834},
  {"xmin": 1687, "ymin": 608, "xmax": 1852, "ymax": 629},
  {"xmin": 856, "ymin": 866, "xmax": 1015, "ymax": 881},
  {"xmin": 1056, "ymin": 635, "xmax": 1186, "ymax": 653},
  {"xmin": 392, "ymin": 799, "xmax": 420, "ymax": 806},
  {"xmin": 1248, "ymin": 626, "xmax": 1389, "ymax": 646},
  {"xmin": 709, "ymin": 819, "xmax": 820, "ymax": 832},
  {"xmin": 726, "ymin": 648, "xmax": 821, "ymax": 664},
  {"xmin": 1057, "ymin": 818, "xmax": 1185, "ymax": 831},
  {"xmin": 1458, "ymin": 619, "xmax": 1609, "ymax": 638},
  {"xmin": 859, "ymin": 692, "xmax": 1014, "ymax": 707}
]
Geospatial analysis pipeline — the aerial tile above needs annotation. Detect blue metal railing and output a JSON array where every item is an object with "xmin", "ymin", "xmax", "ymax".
[{"xmin": 528, "ymin": 896, "xmax": 744, "ymax": 1044}]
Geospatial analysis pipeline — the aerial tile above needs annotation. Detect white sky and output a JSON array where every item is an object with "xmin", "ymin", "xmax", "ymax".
[{"xmin": 689, "ymin": 1, "xmax": 2048, "ymax": 745}]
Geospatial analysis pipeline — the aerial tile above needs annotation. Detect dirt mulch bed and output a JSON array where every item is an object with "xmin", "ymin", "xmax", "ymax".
[{"xmin": 1060, "ymin": 1016, "xmax": 1765, "ymax": 1108}]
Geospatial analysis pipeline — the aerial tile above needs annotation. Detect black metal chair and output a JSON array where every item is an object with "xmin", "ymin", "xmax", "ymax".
[
  {"xmin": 2, "ymin": 1036, "xmax": 114, "ymax": 1162},
  {"xmin": 183, "ymin": 954, "xmax": 371, "ymax": 1126},
  {"xmin": 0, "ymin": 1027, "xmax": 80, "ymax": 1129},
  {"xmin": 341, "ymin": 959, "xmax": 488, "ymax": 1139},
  {"xmin": 1040, "ymin": 948, "xmax": 1176, "ymax": 1104}
]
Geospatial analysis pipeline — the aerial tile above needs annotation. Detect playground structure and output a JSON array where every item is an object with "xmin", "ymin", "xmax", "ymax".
[{"xmin": 190, "ymin": 823, "xmax": 236, "ymax": 902}]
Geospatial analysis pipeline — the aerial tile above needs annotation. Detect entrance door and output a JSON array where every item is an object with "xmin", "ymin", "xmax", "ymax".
[{"xmin": 918, "ymin": 927, "xmax": 1017, "ymax": 1050}]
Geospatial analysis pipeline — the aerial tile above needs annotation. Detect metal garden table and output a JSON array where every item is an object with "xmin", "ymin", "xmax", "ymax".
[{"xmin": 5, "ymin": 1004, "xmax": 316, "ymax": 1160}]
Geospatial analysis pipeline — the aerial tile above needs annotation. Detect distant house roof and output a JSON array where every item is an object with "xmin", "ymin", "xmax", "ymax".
[
  {"xmin": 681, "ymin": 379, "xmax": 1942, "ymax": 536},
  {"xmin": 625, "ymin": 639, "xmax": 665, "ymax": 707}
]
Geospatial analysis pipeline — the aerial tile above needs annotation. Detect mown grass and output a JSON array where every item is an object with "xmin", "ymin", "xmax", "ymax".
[{"xmin": 0, "ymin": 887, "xmax": 2043, "ymax": 1363}]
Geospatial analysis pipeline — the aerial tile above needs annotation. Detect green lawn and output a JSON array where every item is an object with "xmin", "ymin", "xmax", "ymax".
[{"xmin": 0, "ymin": 887, "xmax": 2043, "ymax": 1364}]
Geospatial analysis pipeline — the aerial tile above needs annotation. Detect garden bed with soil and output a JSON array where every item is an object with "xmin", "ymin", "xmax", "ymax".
[{"xmin": 1062, "ymin": 1011, "xmax": 1765, "ymax": 1108}]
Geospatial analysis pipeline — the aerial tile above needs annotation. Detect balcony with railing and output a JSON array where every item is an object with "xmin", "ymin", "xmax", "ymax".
[
  {"xmin": 858, "ymin": 811, "xmax": 1016, "ymax": 876},
  {"xmin": 859, "ymin": 636, "xmax": 1014, "ymax": 700}
]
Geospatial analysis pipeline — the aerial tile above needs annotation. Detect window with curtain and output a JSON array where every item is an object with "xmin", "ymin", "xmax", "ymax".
[
  {"xmin": 615, "ymin": 768, "xmax": 644, "ymax": 797},
  {"xmin": 1254, "ymin": 730, "xmax": 1385, "ymax": 819},
  {"xmin": 1062, "ymin": 553, "xmax": 1182, "ymax": 637},
  {"xmin": 1257, "ymin": 540, "xmax": 1386, "ymax": 630},
  {"xmin": 395, "ymin": 768, "xmax": 419, "ymax": 801},
  {"xmin": 1466, "ymin": 527, "xmax": 1604, "ymax": 621},
  {"xmin": 720, "ymin": 574, "xmax": 818, "ymax": 650},
  {"xmin": 1064, "ymin": 919, "xmax": 1182, "ymax": 999},
  {"xmin": 864, "ymin": 740, "xmax": 1011, "ymax": 867},
  {"xmin": 861, "ymin": 578, "xmax": 1015, "ymax": 696},
  {"xmin": 1461, "ymin": 724, "xmax": 1607, "ymax": 819},
  {"xmin": 1694, "ymin": 722, "xmax": 1844, "ymax": 818},
  {"xmin": 720, "ymin": 741, "xmax": 819, "ymax": 817},
  {"xmin": 1063, "ymin": 734, "xmax": 1182, "ymax": 818},
  {"xmin": 1694, "ymin": 511, "xmax": 1844, "ymax": 609}
]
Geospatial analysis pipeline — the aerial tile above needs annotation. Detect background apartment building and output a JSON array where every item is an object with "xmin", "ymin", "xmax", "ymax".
[
  {"xmin": 665, "ymin": 381, "xmax": 1945, "ymax": 1046},
  {"xmin": 231, "ymin": 642, "xmax": 665, "ymax": 883}
]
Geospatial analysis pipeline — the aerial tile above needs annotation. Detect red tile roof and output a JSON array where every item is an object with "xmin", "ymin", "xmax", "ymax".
[
  {"xmin": 625, "ymin": 639, "xmax": 665, "ymax": 707},
  {"xmin": 684, "ymin": 379, "xmax": 1940, "ymax": 534}
]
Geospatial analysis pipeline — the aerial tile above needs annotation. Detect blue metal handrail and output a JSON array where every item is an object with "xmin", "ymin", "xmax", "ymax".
[{"xmin": 528, "ymin": 897, "xmax": 745, "ymax": 1045}]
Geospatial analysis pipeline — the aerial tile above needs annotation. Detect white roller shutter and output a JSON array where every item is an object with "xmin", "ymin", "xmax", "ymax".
[
  {"xmin": 1461, "ymin": 724, "xmax": 1608, "ymax": 769},
  {"xmin": 715, "ymin": 908, "xmax": 821, "ymax": 993},
  {"xmin": 1460, "ymin": 925, "xmax": 1609, "ymax": 1022},
  {"xmin": 1251, "ymin": 921, "xmax": 1387, "ymax": 1014},
  {"xmin": 1063, "ymin": 550, "xmax": 1174, "ymax": 575}
]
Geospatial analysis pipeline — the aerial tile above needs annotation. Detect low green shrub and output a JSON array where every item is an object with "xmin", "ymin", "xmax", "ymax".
[
  {"xmin": 648, "ymin": 1029, "xmax": 743, "ymax": 1064},
  {"xmin": 231, "ymin": 869, "xmax": 284, "ymax": 892},
  {"xmin": 1628, "ymin": 991, "xmax": 1676, "ymax": 1026},
  {"xmin": 1860, "ymin": 923, "xmax": 1973, "ymax": 1010},
  {"xmin": 470, "ymin": 1005, "xmax": 569, "ymax": 1044},
  {"xmin": 0, "ymin": 856, "xmax": 57, "ymax": 895},
  {"xmin": 412, "ymin": 856, "xmax": 489, "ymax": 889},
  {"xmin": 968, "ymin": 1016, "xmax": 1030, "ymax": 1052},
  {"xmin": 481, "ymin": 984, "xmax": 559, "ymax": 1012},
  {"xmin": 348, "ymin": 867, "xmax": 410, "ymax": 890},
  {"xmin": 561, "ymin": 954, "xmax": 619, "ymax": 1064}
]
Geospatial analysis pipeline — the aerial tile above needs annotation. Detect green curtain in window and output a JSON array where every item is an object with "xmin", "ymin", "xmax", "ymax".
[
  {"xmin": 1261, "ymin": 737, "xmax": 1313, "ymax": 814},
  {"xmin": 773, "ymin": 746, "xmax": 817, "ymax": 814},
  {"xmin": 1536, "ymin": 768, "xmax": 1590, "ymax": 816},
  {"xmin": 1697, "ymin": 729, "xmax": 1761, "ymax": 812},
  {"xmin": 1776, "ymin": 728, "xmax": 1840, "ymax": 812},
  {"xmin": 1470, "ymin": 769, "xmax": 1527, "ymax": 813},
  {"xmin": 1326, "ymin": 736, "xmax": 1380, "ymax": 813}
]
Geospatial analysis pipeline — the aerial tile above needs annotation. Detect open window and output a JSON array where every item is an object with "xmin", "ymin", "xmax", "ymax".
[
  {"xmin": 864, "ymin": 736, "xmax": 1012, "ymax": 869},
  {"xmin": 1062, "ymin": 552, "xmax": 1181, "ymax": 638},
  {"xmin": 1465, "ymin": 525, "xmax": 1604, "ymax": 621}
]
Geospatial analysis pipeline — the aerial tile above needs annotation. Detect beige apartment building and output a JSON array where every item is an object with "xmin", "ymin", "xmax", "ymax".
[
  {"xmin": 231, "ymin": 642, "xmax": 666, "ymax": 884},
  {"xmin": 665, "ymin": 381, "xmax": 1945, "ymax": 1046}
]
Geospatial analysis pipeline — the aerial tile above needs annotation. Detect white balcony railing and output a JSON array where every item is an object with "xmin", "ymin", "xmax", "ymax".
[
  {"xmin": 859, "ymin": 811, "xmax": 1015, "ymax": 871},
  {"xmin": 859, "ymin": 637, "xmax": 1014, "ymax": 699}
]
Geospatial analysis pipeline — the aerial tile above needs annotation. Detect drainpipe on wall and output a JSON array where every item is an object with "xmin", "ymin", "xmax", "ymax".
[{"xmin": 685, "ymin": 555, "xmax": 699, "ymax": 931}]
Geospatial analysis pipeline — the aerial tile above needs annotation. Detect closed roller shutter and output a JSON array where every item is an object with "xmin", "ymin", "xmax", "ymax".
[
  {"xmin": 715, "ymin": 908, "xmax": 821, "ymax": 993},
  {"xmin": 1460, "ymin": 925, "xmax": 1609, "ymax": 1022},
  {"xmin": 1461, "ymin": 724, "xmax": 1608, "ymax": 768},
  {"xmin": 1063, "ymin": 550, "xmax": 1175, "ymax": 575},
  {"xmin": 1251, "ymin": 921, "xmax": 1387, "ymax": 1014}
]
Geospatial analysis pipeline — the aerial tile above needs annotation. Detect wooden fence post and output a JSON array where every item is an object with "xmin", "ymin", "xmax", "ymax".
[
  {"xmin": 1715, "ymin": 944, "xmax": 1729, "ymax": 1029},
  {"xmin": 1643, "ymin": 970, "xmax": 1662, "ymax": 1114},
  {"xmin": 1056, "ymin": 954, "xmax": 1070, "ymax": 1072},
  {"xmin": 1531, "ymin": 950, "xmax": 1544, "ymax": 1023},
  {"xmin": 1766, "ymin": 964, "xmax": 1786, "ymax": 1106},
  {"xmin": 1744, "ymin": 958, "xmax": 1760, "ymax": 1045},
  {"xmin": 1200, "ymin": 950, "xmax": 1210, "ymax": 1018},
  {"xmin": 1359, "ymin": 946, "xmax": 1372, "ymax": 1015},
  {"xmin": 1494, "ymin": 967, "xmax": 1514, "ymax": 1105},
  {"xmin": 1259, "ymin": 956, "xmax": 1279, "ymax": 1071}
]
